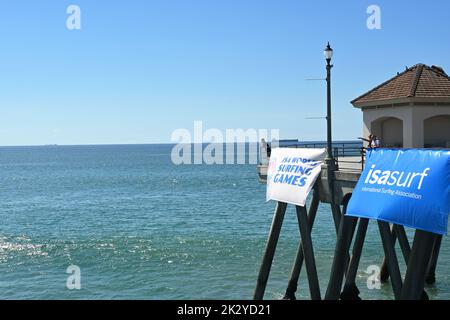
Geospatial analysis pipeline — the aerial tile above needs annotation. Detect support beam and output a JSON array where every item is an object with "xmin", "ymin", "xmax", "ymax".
[
  {"xmin": 379, "ymin": 224, "xmax": 396, "ymax": 283},
  {"xmin": 324, "ymin": 213, "xmax": 358, "ymax": 300},
  {"xmin": 401, "ymin": 230, "xmax": 437, "ymax": 300},
  {"xmin": 284, "ymin": 189, "xmax": 320, "ymax": 300},
  {"xmin": 296, "ymin": 205, "xmax": 321, "ymax": 300},
  {"xmin": 253, "ymin": 201, "xmax": 287, "ymax": 300},
  {"xmin": 337, "ymin": 204, "xmax": 358, "ymax": 274},
  {"xmin": 426, "ymin": 235, "xmax": 442, "ymax": 285},
  {"xmin": 378, "ymin": 221, "xmax": 403, "ymax": 299},
  {"xmin": 330, "ymin": 203, "xmax": 341, "ymax": 234},
  {"xmin": 393, "ymin": 224, "xmax": 411, "ymax": 263},
  {"xmin": 340, "ymin": 218, "xmax": 369, "ymax": 300}
]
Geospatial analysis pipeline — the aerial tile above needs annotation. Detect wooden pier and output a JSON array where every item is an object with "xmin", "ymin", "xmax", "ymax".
[
  {"xmin": 254, "ymin": 61, "xmax": 450, "ymax": 300},
  {"xmin": 254, "ymin": 155, "xmax": 442, "ymax": 300}
]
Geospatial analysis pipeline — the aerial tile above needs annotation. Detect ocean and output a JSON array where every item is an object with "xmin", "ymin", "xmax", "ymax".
[{"xmin": 0, "ymin": 144, "xmax": 448, "ymax": 299}]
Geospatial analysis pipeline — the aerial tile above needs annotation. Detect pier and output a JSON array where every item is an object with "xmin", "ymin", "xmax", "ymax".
[{"xmin": 254, "ymin": 62, "xmax": 450, "ymax": 300}]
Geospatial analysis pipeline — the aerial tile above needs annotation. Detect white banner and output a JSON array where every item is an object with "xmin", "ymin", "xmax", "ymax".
[{"xmin": 266, "ymin": 148, "xmax": 326, "ymax": 207}]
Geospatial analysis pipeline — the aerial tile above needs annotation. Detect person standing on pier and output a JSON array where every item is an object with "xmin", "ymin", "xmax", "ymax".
[
  {"xmin": 372, "ymin": 135, "xmax": 381, "ymax": 148},
  {"xmin": 359, "ymin": 134, "xmax": 373, "ymax": 151},
  {"xmin": 359, "ymin": 134, "xmax": 381, "ymax": 149},
  {"xmin": 260, "ymin": 139, "xmax": 271, "ymax": 165}
]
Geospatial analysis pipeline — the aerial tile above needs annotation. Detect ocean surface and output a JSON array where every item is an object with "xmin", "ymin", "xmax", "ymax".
[{"xmin": 0, "ymin": 144, "xmax": 448, "ymax": 300}]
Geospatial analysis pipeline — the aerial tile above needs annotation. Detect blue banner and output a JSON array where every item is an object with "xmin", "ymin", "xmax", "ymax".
[{"xmin": 346, "ymin": 149, "xmax": 450, "ymax": 235}]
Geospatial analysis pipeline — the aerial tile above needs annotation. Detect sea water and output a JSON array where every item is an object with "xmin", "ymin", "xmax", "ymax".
[{"xmin": 0, "ymin": 144, "xmax": 448, "ymax": 299}]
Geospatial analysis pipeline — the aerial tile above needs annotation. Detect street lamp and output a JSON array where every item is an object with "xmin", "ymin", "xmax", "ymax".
[
  {"xmin": 324, "ymin": 42, "xmax": 340, "ymax": 251},
  {"xmin": 324, "ymin": 42, "xmax": 334, "ymax": 167}
]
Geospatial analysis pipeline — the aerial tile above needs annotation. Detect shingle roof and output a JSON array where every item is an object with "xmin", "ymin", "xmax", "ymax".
[{"xmin": 351, "ymin": 64, "xmax": 450, "ymax": 107}]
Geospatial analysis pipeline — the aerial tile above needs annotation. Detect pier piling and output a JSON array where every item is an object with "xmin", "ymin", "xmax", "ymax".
[
  {"xmin": 253, "ymin": 201, "xmax": 287, "ymax": 300},
  {"xmin": 324, "ymin": 200, "xmax": 358, "ymax": 300},
  {"xmin": 340, "ymin": 217, "xmax": 369, "ymax": 300},
  {"xmin": 426, "ymin": 235, "xmax": 442, "ymax": 285},
  {"xmin": 401, "ymin": 230, "xmax": 437, "ymax": 300},
  {"xmin": 393, "ymin": 224, "xmax": 411, "ymax": 263},
  {"xmin": 296, "ymin": 204, "xmax": 321, "ymax": 300},
  {"xmin": 378, "ymin": 221, "xmax": 403, "ymax": 299},
  {"xmin": 283, "ymin": 189, "xmax": 320, "ymax": 300},
  {"xmin": 379, "ymin": 224, "xmax": 396, "ymax": 283}
]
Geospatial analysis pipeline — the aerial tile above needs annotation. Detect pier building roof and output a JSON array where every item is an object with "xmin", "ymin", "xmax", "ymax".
[{"xmin": 352, "ymin": 64, "xmax": 450, "ymax": 108}]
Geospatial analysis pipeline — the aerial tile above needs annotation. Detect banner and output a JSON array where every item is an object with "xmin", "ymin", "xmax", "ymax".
[
  {"xmin": 346, "ymin": 149, "xmax": 450, "ymax": 235},
  {"xmin": 266, "ymin": 148, "xmax": 326, "ymax": 207}
]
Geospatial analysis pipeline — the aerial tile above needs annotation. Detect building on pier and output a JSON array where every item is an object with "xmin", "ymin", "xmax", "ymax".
[{"xmin": 352, "ymin": 64, "xmax": 450, "ymax": 149}]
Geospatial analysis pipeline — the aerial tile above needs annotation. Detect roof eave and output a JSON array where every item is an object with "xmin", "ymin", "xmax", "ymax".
[
  {"xmin": 352, "ymin": 96, "xmax": 450, "ymax": 109},
  {"xmin": 351, "ymin": 97, "xmax": 413, "ymax": 109},
  {"xmin": 411, "ymin": 96, "xmax": 450, "ymax": 104}
]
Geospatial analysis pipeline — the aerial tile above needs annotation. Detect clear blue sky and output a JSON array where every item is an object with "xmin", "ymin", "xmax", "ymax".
[{"xmin": 0, "ymin": 0, "xmax": 449, "ymax": 145}]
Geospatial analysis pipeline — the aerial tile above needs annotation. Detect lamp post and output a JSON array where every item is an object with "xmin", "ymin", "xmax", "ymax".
[{"xmin": 324, "ymin": 42, "xmax": 335, "ymax": 168}]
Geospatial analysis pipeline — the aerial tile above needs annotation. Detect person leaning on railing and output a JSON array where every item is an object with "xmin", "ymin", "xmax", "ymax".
[
  {"xmin": 372, "ymin": 135, "xmax": 381, "ymax": 148},
  {"xmin": 359, "ymin": 134, "xmax": 373, "ymax": 149},
  {"xmin": 359, "ymin": 134, "xmax": 381, "ymax": 150},
  {"xmin": 358, "ymin": 134, "xmax": 381, "ymax": 167}
]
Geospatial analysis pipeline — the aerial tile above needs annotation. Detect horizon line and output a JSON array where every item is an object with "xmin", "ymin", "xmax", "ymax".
[{"xmin": 0, "ymin": 139, "xmax": 361, "ymax": 148}]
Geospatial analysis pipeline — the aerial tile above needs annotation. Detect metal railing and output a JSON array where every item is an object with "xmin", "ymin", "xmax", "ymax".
[
  {"xmin": 268, "ymin": 141, "xmax": 365, "ymax": 171},
  {"xmin": 333, "ymin": 146, "xmax": 365, "ymax": 171}
]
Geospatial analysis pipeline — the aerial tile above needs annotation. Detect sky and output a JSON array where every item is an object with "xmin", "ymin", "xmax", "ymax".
[{"xmin": 0, "ymin": 0, "xmax": 449, "ymax": 146}]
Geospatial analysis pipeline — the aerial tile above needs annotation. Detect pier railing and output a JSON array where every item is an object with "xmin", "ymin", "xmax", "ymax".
[
  {"xmin": 259, "ymin": 141, "xmax": 365, "ymax": 171},
  {"xmin": 274, "ymin": 141, "xmax": 365, "ymax": 171}
]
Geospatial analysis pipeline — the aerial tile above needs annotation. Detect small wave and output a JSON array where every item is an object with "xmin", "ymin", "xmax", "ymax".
[{"xmin": 0, "ymin": 236, "xmax": 48, "ymax": 261}]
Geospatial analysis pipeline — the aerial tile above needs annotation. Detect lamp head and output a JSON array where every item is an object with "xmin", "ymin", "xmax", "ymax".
[{"xmin": 324, "ymin": 42, "xmax": 333, "ymax": 62}]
